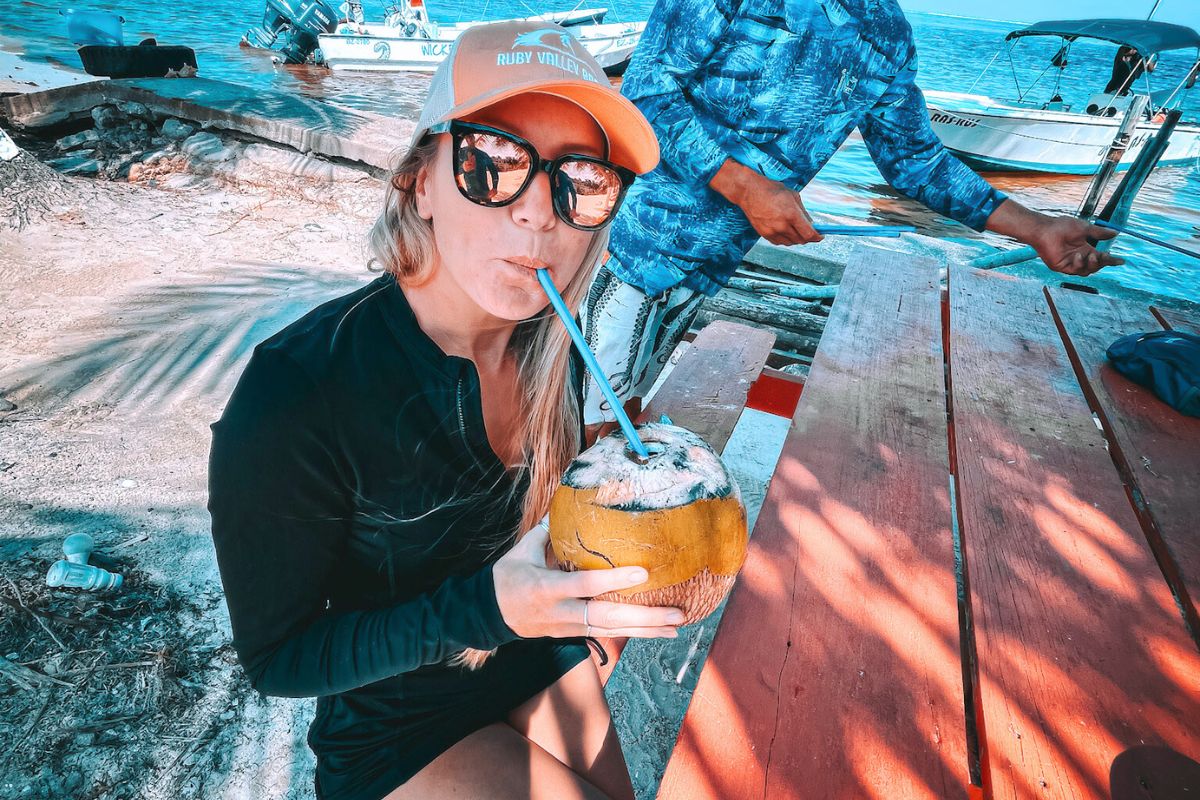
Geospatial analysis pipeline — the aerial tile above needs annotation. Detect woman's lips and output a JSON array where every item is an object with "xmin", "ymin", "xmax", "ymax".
[
  {"xmin": 505, "ymin": 256, "xmax": 551, "ymax": 271},
  {"xmin": 498, "ymin": 258, "xmax": 545, "ymax": 289}
]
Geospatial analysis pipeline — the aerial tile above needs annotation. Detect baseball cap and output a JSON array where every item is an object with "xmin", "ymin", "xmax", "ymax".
[{"xmin": 410, "ymin": 20, "xmax": 659, "ymax": 174}]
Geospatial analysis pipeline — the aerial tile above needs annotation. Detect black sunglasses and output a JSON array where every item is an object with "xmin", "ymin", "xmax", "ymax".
[{"xmin": 428, "ymin": 120, "xmax": 636, "ymax": 231}]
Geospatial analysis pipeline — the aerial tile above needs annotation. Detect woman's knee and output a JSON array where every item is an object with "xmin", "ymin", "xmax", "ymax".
[{"xmin": 386, "ymin": 723, "xmax": 609, "ymax": 800}]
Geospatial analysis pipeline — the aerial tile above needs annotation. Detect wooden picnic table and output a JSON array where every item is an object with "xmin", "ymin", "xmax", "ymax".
[{"xmin": 657, "ymin": 248, "xmax": 1200, "ymax": 799}]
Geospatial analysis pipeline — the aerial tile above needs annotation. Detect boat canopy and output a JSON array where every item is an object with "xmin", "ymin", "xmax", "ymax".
[{"xmin": 1006, "ymin": 19, "xmax": 1200, "ymax": 55}]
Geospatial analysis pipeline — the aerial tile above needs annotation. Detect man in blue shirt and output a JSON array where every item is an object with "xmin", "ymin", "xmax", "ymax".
[{"xmin": 581, "ymin": 0, "xmax": 1122, "ymax": 430}]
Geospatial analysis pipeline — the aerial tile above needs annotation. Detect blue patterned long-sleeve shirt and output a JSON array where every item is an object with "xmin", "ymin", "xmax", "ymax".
[{"xmin": 608, "ymin": 0, "xmax": 1007, "ymax": 297}]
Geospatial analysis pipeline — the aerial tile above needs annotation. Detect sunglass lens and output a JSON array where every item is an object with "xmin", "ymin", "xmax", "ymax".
[
  {"xmin": 554, "ymin": 159, "xmax": 624, "ymax": 228},
  {"xmin": 454, "ymin": 132, "xmax": 532, "ymax": 204}
]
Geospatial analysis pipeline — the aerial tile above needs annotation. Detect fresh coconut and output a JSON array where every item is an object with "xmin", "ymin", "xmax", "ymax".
[{"xmin": 549, "ymin": 422, "xmax": 748, "ymax": 625}]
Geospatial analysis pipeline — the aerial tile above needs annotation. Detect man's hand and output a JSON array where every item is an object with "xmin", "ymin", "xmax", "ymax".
[
  {"xmin": 1027, "ymin": 216, "xmax": 1126, "ymax": 276},
  {"xmin": 986, "ymin": 199, "xmax": 1125, "ymax": 276},
  {"xmin": 710, "ymin": 158, "xmax": 823, "ymax": 246}
]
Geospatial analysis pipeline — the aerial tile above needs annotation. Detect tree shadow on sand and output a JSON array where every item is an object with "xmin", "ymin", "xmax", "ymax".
[{"xmin": 1, "ymin": 260, "xmax": 369, "ymax": 415}]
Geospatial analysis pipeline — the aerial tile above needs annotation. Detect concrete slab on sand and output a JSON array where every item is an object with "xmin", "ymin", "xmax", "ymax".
[
  {"xmin": 2, "ymin": 76, "xmax": 413, "ymax": 171},
  {"xmin": 0, "ymin": 50, "xmax": 101, "ymax": 95}
]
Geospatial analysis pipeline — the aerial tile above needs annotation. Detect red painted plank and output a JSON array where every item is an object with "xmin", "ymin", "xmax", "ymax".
[
  {"xmin": 745, "ymin": 369, "xmax": 805, "ymax": 418},
  {"xmin": 948, "ymin": 267, "xmax": 1200, "ymax": 800},
  {"xmin": 659, "ymin": 249, "xmax": 969, "ymax": 800},
  {"xmin": 593, "ymin": 320, "xmax": 775, "ymax": 684},
  {"xmin": 1048, "ymin": 287, "xmax": 1200, "ymax": 637}
]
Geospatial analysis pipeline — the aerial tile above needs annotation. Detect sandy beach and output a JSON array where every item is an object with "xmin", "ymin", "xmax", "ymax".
[
  {"xmin": 0, "ymin": 48, "xmax": 100, "ymax": 95},
  {"xmin": 1, "ymin": 71, "xmax": 376, "ymax": 798}
]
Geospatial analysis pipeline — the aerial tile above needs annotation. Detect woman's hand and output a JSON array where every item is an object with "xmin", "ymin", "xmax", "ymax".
[{"xmin": 492, "ymin": 522, "xmax": 685, "ymax": 639}]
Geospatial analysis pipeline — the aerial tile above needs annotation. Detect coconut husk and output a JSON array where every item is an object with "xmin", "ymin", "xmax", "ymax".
[{"xmin": 550, "ymin": 423, "xmax": 748, "ymax": 625}]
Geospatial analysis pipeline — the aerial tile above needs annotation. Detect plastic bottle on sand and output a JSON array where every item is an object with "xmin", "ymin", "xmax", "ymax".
[{"xmin": 46, "ymin": 560, "xmax": 123, "ymax": 592}]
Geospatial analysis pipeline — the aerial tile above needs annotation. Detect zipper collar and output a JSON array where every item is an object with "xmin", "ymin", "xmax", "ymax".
[{"xmin": 377, "ymin": 273, "xmax": 471, "ymax": 379}]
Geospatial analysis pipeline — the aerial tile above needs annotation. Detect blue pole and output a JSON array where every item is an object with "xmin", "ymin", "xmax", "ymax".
[
  {"xmin": 814, "ymin": 225, "xmax": 917, "ymax": 237},
  {"xmin": 536, "ymin": 268, "xmax": 650, "ymax": 460},
  {"xmin": 1094, "ymin": 219, "xmax": 1200, "ymax": 263}
]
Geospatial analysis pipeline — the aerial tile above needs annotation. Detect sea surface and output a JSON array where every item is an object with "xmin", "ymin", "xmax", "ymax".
[{"xmin": 4, "ymin": 1, "xmax": 1199, "ymax": 301}]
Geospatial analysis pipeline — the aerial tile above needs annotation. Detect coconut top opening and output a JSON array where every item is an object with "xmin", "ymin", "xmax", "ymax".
[
  {"xmin": 564, "ymin": 423, "xmax": 739, "ymax": 511},
  {"xmin": 624, "ymin": 439, "xmax": 666, "ymax": 464}
]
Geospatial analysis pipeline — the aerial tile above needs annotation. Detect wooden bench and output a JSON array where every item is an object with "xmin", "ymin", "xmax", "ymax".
[{"xmin": 650, "ymin": 248, "xmax": 1200, "ymax": 799}]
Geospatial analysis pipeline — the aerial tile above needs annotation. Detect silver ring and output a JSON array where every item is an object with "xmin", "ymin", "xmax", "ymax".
[{"xmin": 583, "ymin": 600, "xmax": 592, "ymax": 638}]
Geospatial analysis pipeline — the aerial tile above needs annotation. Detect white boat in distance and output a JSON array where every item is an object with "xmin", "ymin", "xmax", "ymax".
[
  {"xmin": 925, "ymin": 19, "xmax": 1200, "ymax": 173},
  {"xmin": 318, "ymin": 0, "xmax": 643, "ymax": 74}
]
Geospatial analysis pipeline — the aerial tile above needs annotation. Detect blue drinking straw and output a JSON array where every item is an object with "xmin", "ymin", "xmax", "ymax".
[
  {"xmin": 1094, "ymin": 219, "xmax": 1200, "ymax": 263},
  {"xmin": 814, "ymin": 224, "xmax": 917, "ymax": 237},
  {"xmin": 536, "ymin": 268, "xmax": 651, "ymax": 460}
]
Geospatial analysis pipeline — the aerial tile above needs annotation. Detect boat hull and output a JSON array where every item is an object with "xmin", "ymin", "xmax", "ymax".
[
  {"xmin": 318, "ymin": 22, "xmax": 642, "ymax": 74},
  {"xmin": 925, "ymin": 90, "xmax": 1200, "ymax": 174}
]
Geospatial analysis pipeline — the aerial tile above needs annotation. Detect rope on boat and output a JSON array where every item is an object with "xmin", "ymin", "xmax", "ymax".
[{"xmin": 966, "ymin": 49, "xmax": 1003, "ymax": 94}]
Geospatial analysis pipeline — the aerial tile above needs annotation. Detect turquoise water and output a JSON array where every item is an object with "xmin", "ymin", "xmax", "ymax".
[{"xmin": 4, "ymin": 2, "xmax": 1199, "ymax": 301}]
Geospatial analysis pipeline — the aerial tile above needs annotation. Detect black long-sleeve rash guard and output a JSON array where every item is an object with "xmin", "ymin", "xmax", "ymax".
[{"xmin": 208, "ymin": 274, "xmax": 532, "ymax": 698}]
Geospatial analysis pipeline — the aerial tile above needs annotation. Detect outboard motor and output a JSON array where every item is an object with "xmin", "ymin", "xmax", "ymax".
[{"xmin": 243, "ymin": 0, "xmax": 338, "ymax": 64}]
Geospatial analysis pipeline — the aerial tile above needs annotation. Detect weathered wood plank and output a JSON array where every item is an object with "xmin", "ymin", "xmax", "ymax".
[
  {"xmin": 1152, "ymin": 306, "xmax": 1200, "ymax": 336},
  {"xmin": 659, "ymin": 248, "xmax": 969, "ymax": 799},
  {"xmin": 949, "ymin": 267, "xmax": 1200, "ymax": 800},
  {"xmin": 694, "ymin": 308, "xmax": 822, "ymax": 355},
  {"xmin": 594, "ymin": 320, "xmax": 775, "ymax": 685},
  {"xmin": 1048, "ymin": 287, "xmax": 1200, "ymax": 637},
  {"xmin": 639, "ymin": 320, "xmax": 776, "ymax": 455}
]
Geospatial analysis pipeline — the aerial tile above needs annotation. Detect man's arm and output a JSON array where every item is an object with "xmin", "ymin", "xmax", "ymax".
[
  {"xmin": 620, "ymin": 0, "xmax": 741, "ymax": 187},
  {"xmin": 626, "ymin": 0, "xmax": 824, "ymax": 246},
  {"xmin": 860, "ymin": 46, "xmax": 1123, "ymax": 276},
  {"xmin": 859, "ymin": 45, "xmax": 1007, "ymax": 231}
]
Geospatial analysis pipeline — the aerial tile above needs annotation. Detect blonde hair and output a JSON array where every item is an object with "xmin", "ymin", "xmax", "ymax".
[{"xmin": 370, "ymin": 137, "xmax": 607, "ymax": 539}]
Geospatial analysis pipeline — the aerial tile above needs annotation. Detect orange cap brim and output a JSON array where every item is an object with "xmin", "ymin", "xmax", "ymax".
[{"xmin": 436, "ymin": 78, "xmax": 660, "ymax": 175}]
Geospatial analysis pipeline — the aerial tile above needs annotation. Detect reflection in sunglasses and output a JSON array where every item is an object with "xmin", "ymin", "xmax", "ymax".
[{"xmin": 448, "ymin": 121, "xmax": 633, "ymax": 230}]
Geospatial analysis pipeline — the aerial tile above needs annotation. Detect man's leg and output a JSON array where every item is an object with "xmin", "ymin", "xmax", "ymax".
[
  {"xmin": 627, "ymin": 283, "xmax": 705, "ymax": 409},
  {"xmin": 580, "ymin": 264, "xmax": 659, "ymax": 446},
  {"xmin": 581, "ymin": 263, "xmax": 705, "ymax": 447}
]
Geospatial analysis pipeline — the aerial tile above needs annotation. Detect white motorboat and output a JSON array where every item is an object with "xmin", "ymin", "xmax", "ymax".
[
  {"xmin": 925, "ymin": 19, "xmax": 1200, "ymax": 173},
  {"xmin": 318, "ymin": 0, "xmax": 643, "ymax": 74}
]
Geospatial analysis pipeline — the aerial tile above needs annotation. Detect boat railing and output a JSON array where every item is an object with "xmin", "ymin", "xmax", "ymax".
[
  {"xmin": 1147, "ymin": 58, "xmax": 1200, "ymax": 116},
  {"xmin": 968, "ymin": 27, "xmax": 1200, "ymax": 123}
]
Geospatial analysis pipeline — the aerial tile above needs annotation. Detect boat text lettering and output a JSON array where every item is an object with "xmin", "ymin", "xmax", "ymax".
[
  {"xmin": 929, "ymin": 112, "xmax": 978, "ymax": 128},
  {"xmin": 421, "ymin": 43, "xmax": 452, "ymax": 57}
]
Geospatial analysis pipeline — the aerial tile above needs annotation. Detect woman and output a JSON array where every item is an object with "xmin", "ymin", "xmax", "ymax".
[{"xmin": 209, "ymin": 21, "xmax": 677, "ymax": 800}]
